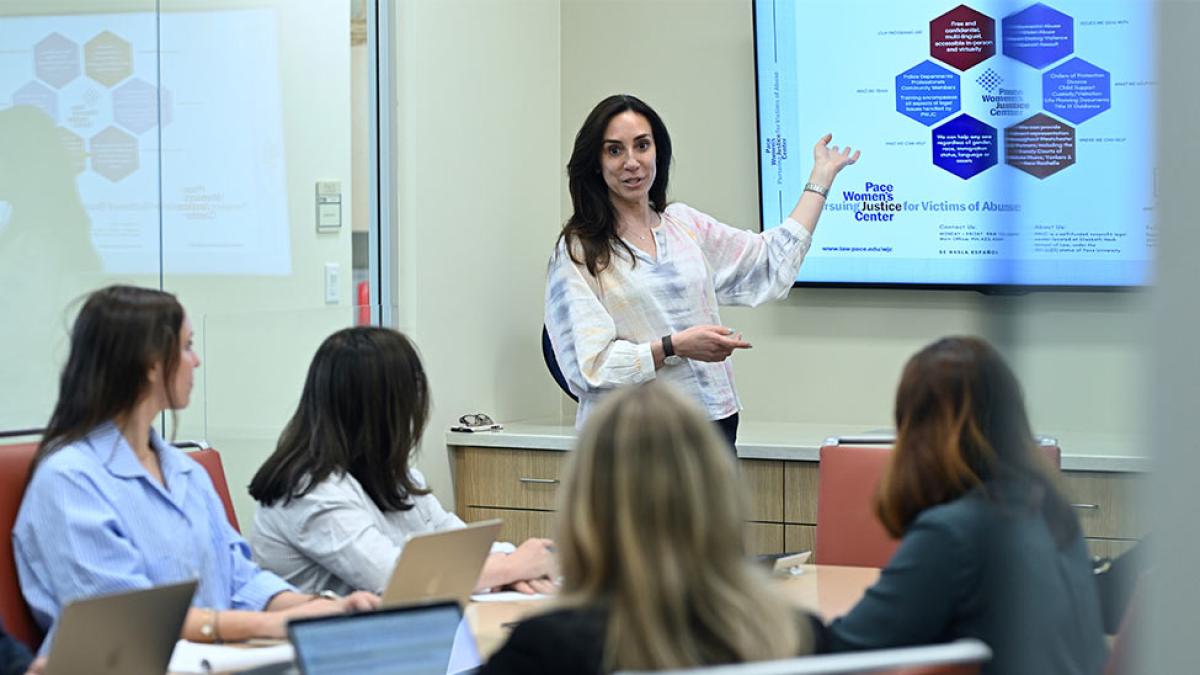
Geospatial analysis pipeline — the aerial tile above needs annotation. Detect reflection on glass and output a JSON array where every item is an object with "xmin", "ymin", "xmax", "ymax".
[{"xmin": 0, "ymin": 5, "xmax": 157, "ymax": 430}]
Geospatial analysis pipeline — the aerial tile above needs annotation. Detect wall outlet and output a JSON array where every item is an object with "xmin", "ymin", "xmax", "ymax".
[{"xmin": 324, "ymin": 263, "xmax": 340, "ymax": 304}]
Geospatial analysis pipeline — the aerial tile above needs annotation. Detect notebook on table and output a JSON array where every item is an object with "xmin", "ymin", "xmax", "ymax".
[
  {"xmin": 381, "ymin": 519, "xmax": 502, "ymax": 606},
  {"xmin": 288, "ymin": 600, "xmax": 481, "ymax": 675},
  {"xmin": 44, "ymin": 580, "xmax": 196, "ymax": 675}
]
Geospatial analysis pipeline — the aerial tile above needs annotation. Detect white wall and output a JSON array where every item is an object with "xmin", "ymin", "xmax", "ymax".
[
  {"xmin": 394, "ymin": 0, "xmax": 564, "ymax": 503},
  {"xmin": 559, "ymin": 0, "xmax": 1149, "ymax": 452}
]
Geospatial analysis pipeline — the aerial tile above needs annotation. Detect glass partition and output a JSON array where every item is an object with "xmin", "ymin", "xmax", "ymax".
[
  {"xmin": 190, "ymin": 304, "xmax": 389, "ymax": 524},
  {"xmin": 0, "ymin": 0, "xmax": 380, "ymax": 437}
]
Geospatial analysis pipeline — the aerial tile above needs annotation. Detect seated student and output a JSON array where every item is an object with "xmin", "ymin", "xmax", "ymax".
[
  {"xmin": 825, "ymin": 336, "xmax": 1107, "ymax": 675},
  {"xmin": 1, "ymin": 622, "xmax": 35, "ymax": 675},
  {"xmin": 480, "ymin": 381, "xmax": 819, "ymax": 674},
  {"xmin": 249, "ymin": 327, "xmax": 555, "ymax": 595},
  {"xmin": 13, "ymin": 286, "xmax": 378, "ymax": 653}
]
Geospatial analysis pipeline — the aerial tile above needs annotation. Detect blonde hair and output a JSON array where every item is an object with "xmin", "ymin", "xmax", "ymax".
[{"xmin": 555, "ymin": 381, "xmax": 808, "ymax": 671}]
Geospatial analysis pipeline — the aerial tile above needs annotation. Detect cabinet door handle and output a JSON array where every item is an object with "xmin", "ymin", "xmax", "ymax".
[
  {"xmin": 1071, "ymin": 503, "xmax": 1100, "ymax": 511},
  {"xmin": 518, "ymin": 477, "xmax": 559, "ymax": 485}
]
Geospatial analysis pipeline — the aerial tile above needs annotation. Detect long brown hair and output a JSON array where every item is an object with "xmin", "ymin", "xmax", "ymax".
[
  {"xmin": 876, "ymin": 336, "xmax": 1080, "ymax": 547},
  {"xmin": 556, "ymin": 381, "xmax": 807, "ymax": 671},
  {"xmin": 32, "ymin": 285, "xmax": 184, "ymax": 475},
  {"xmin": 559, "ymin": 94, "xmax": 673, "ymax": 276},
  {"xmin": 249, "ymin": 327, "xmax": 431, "ymax": 511}
]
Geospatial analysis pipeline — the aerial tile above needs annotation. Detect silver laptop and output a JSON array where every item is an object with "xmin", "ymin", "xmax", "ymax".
[
  {"xmin": 288, "ymin": 600, "xmax": 480, "ymax": 675},
  {"xmin": 381, "ymin": 519, "xmax": 502, "ymax": 607},
  {"xmin": 44, "ymin": 580, "xmax": 196, "ymax": 675}
]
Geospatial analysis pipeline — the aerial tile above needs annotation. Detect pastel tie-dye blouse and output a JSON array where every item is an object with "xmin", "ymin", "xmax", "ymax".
[{"xmin": 545, "ymin": 202, "xmax": 812, "ymax": 427}]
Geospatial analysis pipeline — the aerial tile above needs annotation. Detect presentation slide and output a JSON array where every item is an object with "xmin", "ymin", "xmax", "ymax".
[
  {"xmin": 756, "ymin": 0, "xmax": 1156, "ymax": 287},
  {"xmin": 0, "ymin": 9, "xmax": 289, "ymax": 275}
]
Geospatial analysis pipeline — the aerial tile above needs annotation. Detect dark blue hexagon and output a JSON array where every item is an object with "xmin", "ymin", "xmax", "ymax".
[
  {"xmin": 1002, "ymin": 3, "xmax": 1074, "ymax": 69},
  {"xmin": 12, "ymin": 81, "xmax": 58, "ymax": 122},
  {"xmin": 1043, "ymin": 57, "xmax": 1110, "ymax": 124},
  {"xmin": 932, "ymin": 114, "xmax": 997, "ymax": 180},
  {"xmin": 895, "ymin": 60, "xmax": 961, "ymax": 126}
]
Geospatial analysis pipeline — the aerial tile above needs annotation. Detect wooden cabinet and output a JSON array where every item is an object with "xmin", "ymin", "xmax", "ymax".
[
  {"xmin": 450, "ymin": 447, "xmax": 566, "ymax": 545},
  {"xmin": 449, "ymin": 445, "xmax": 1145, "ymax": 560},
  {"xmin": 1061, "ymin": 471, "xmax": 1146, "ymax": 559}
]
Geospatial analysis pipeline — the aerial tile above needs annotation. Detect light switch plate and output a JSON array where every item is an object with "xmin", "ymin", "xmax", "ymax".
[{"xmin": 316, "ymin": 180, "xmax": 342, "ymax": 231}]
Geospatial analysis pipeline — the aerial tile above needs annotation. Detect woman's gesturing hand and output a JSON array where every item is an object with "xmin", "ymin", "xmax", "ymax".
[
  {"xmin": 810, "ymin": 133, "xmax": 860, "ymax": 185},
  {"xmin": 673, "ymin": 325, "xmax": 752, "ymax": 362}
]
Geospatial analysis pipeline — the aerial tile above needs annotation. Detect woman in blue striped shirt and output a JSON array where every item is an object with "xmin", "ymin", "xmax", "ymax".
[{"xmin": 13, "ymin": 285, "xmax": 378, "ymax": 654}]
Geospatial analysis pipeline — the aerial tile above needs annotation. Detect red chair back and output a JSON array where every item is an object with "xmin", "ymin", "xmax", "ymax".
[
  {"xmin": 815, "ymin": 444, "xmax": 899, "ymax": 567},
  {"xmin": 815, "ymin": 441, "xmax": 1062, "ymax": 568},
  {"xmin": 0, "ymin": 441, "xmax": 44, "ymax": 650},
  {"xmin": 186, "ymin": 448, "xmax": 241, "ymax": 533}
]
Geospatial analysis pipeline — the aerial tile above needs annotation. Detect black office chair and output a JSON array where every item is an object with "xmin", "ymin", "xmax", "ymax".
[{"xmin": 541, "ymin": 325, "xmax": 578, "ymax": 402}]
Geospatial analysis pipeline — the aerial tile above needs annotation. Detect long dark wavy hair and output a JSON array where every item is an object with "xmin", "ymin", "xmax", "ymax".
[
  {"xmin": 875, "ymin": 336, "xmax": 1081, "ymax": 548},
  {"xmin": 32, "ymin": 285, "xmax": 185, "ymax": 475},
  {"xmin": 249, "ymin": 327, "xmax": 432, "ymax": 512},
  {"xmin": 559, "ymin": 94, "xmax": 673, "ymax": 276}
]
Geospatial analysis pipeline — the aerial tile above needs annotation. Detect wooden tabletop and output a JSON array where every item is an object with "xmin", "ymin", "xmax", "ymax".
[{"xmin": 465, "ymin": 564, "xmax": 881, "ymax": 658}]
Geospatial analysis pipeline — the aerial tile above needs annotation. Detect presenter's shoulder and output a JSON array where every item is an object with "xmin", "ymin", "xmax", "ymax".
[{"xmin": 663, "ymin": 201, "xmax": 704, "ymax": 221}]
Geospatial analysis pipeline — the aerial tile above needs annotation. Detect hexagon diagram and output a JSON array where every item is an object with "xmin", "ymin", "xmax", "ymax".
[
  {"xmin": 13, "ymin": 81, "xmax": 58, "ymax": 122},
  {"xmin": 85, "ymin": 31, "xmax": 132, "ymax": 87},
  {"xmin": 1002, "ymin": 3, "xmax": 1074, "ymax": 69},
  {"xmin": 930, "ymin": 5, "xmax": 996, "ymax": 72},
  {"xmin": 895, "ymin": 60, "xmax": 961, "ymax": 126},
  {"xmin": 113, "ymin": 78, "xmax": 163, "ymax": 134},
  {"xmin": 90, "ymin": 126, "xmax": 139, "ymax": 182},
  {"xmin": 1043, "ymin": 57, "xmax": 1111, "ymax": 124},
  {"xmin": 34, "ymin": 33, "xmax": 81, "ymax": 89},
  {"xmin": 57, "ymin": 127, "xmax": 87, "ymax": 175},
  {"xmin": 1005, "ymin": 113, "xmax": 1075, "ymax": 179},
  {"xmin": 932, "ymin": 114, "xmax": 998, "ymax": 179}
]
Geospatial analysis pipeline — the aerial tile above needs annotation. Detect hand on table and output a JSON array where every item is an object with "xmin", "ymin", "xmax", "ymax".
[{"xmin": 267, "ymin": 591, "xmax": 382, "ymax": 637}]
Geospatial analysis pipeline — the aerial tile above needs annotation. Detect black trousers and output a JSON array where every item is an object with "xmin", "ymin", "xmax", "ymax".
[{"xmin": 714, "ymin": 413, "xmax": 739, "ymax": 454}]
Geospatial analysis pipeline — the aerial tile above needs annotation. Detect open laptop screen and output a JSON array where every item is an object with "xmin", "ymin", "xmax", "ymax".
[{"xmin": 289, "ymin": 602, "xmax": 472, "ymax": 675}]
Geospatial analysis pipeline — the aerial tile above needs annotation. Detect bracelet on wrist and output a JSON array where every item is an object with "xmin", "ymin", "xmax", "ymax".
[{"xmin": 803, "ymin": 182, "xmax": 829, "ymax": 198}]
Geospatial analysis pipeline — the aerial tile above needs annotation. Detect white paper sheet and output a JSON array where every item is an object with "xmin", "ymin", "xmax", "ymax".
[{"xmin": 168, "ymin": 640, "xmax": 294, "ymax": 673}]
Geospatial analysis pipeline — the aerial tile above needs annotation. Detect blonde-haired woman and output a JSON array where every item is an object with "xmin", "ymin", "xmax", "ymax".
[{"xmin": 480, "ymin": 381, "xmax": 819, "ymax": 673}]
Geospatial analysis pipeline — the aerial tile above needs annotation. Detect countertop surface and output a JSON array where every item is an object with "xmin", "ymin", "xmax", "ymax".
[{"xmin": 445, "ymin": 419, "xmax": 1150, "ymax": 472}]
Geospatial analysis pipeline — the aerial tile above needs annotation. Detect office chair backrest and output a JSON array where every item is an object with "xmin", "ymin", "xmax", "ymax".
[
  {"xmin": 815, "ymin": 444, "xmax": 899, "ymax": 568},
  {"xmin": 178, "ymin": 443, "xmax": 241, "ymax": 533},
  {"xmin": 814, "ymin": 439, "xmax": 1062, "ymax": 568},
  {"xmin": 541, "ymin": 325, "xmax": 578, "ymax": 402},
  {"xmin": 0, "ymin": 440, "xmax": 44, "ymax": 650}
]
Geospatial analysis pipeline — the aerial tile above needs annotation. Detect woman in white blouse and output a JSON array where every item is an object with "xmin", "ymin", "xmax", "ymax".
[
  {"xmin": 546, "ymin": 94, "xmax": 859, "ymax": 444},
  {"xmin": 249, "ymin": 327, "xmax": 556, "ymax": 596}
]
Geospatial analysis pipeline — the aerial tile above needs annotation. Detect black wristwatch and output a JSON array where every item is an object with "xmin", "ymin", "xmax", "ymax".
[{"xmin": 662, "ymin": 335, "xmax": 681, "ymax": 366}]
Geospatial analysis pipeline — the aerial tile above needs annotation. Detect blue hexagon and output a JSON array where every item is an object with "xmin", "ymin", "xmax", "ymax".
[
  {"xmin": 34, "ymin": 33, "xmax": 81, "ymax": 89},
  {"xmin": 12, "ymin": 81, "xmax": 58, "ymax": 122},
  {"xmin": 895, "ymin": 60, "xmax": 961, "ymax": 126},
  {"xmin": 932, "ymin": 114, "xmax": 997, "ymax": 180},
  {"xmin": 1043, "ymin": 57, "xmax": 1110, "ymax": 124},
  {"xmin": 1002, "ymin": 3, "xmax": 1074, "ymax": 69},
  {"xmin": 113, "ymin": 78, "xmax": 159, "ymax": 134}
]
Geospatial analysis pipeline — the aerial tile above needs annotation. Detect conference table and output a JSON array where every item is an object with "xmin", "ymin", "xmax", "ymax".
[
  {"xmin": 466, "ymin": 563, "xmax": 881, "ymax": 658},
  {"xmin": 182, "ymin": 564, "xmax": 880, "ymax": 673}
]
